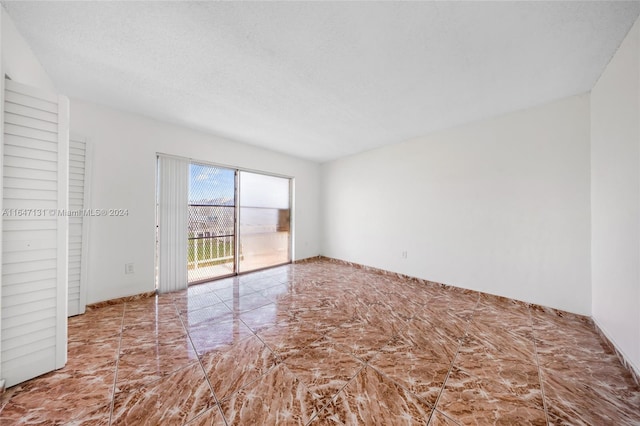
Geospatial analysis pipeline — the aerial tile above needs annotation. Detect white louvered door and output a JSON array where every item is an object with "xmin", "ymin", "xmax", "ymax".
[
  {"xmin": 1, "ymin": 79, "xmax": 68, "ymax": 387},
  {"xmin": 68, "ymin": 138, "xmax": 89, "ymax": 317}
]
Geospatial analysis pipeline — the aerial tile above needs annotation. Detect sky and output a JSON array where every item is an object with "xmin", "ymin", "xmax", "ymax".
[
  {"xmin": 188, "ymin": 164, "xmax": 235, "ymax": 204},
  {"xmin": 189, "ymin": 163, "xmax": 290, "ymax": 208}
]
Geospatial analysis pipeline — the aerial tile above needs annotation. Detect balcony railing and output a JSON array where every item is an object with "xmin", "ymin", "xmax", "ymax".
[{"xmin": 187, "ymin": 231, "xmax": 289, "ymax": 283}]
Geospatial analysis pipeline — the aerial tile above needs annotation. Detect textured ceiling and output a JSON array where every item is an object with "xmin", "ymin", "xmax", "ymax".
[{"xmin": 3, "ymin": 1, "xmax": 640, "ymax": 163}]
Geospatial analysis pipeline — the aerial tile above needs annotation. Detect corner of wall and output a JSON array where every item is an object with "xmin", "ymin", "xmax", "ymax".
[
  {"xmin": 1, "ymin": 6, "xmax": 56, "ymax": 92},
  {"xmin": 590, "ymin": 12, "xmax": 640, "ymax": 383}
]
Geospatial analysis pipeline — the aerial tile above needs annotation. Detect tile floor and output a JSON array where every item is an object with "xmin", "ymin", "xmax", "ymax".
[{"xmin": 1, "ymin": 259, "xmax": 640, "ymax": 425}]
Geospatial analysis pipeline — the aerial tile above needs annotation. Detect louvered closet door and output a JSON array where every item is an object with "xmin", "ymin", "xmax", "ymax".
[
  {"xmin": 68, "ymin": 139, "xmax": 89, "ymax": 317},
  {"xmin": 2, "ymin": 79, "xmax": 69, "ymax": 387}
]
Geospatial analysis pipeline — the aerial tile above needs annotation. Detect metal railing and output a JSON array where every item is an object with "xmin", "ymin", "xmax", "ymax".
[{"xmin": 187, "ymin": 234, "xmax": 234, "ymax": 270}]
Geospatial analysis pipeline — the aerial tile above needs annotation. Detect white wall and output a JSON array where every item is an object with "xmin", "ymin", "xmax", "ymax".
[
  {"xmin": 322, "ymin": 94, "xmax": 591, "ymax": 314},
  {"xmin": 70, "ymin": 99, "xmax": 321, "ymax": 304},
  {"xmin": 1, "ymin": 8, "xmax": 55, "ymax": 92},
  {"xmin": 591, "ymin": 17, "xmax": 640, "ymax": 375}
]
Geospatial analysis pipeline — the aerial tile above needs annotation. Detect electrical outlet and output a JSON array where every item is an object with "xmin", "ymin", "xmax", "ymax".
[
  {"xmin": 125, "ymin": 263, "xmax": 135, "ymax": 274},
  {"xmin": 402, "ymin": 251, "xmax": 408, "ymax": 259}
]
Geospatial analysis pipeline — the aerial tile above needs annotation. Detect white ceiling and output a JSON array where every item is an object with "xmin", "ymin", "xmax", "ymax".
[{"xmin": 3, "ymin": 2, "xmax": 640, "ymax": 163}]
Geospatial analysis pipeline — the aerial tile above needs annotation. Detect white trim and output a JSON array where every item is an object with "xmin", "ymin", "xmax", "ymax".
[
  {"xmin": 290, "ymin": 177, "xmax": 295, "ymax": 262},
  {"xmin": 234, "ymin": 169, "xmax": 240, "ymax": 274},
  {"xmin": 55, "ymin": 95, "xmax": 69, "ymax": 368}
]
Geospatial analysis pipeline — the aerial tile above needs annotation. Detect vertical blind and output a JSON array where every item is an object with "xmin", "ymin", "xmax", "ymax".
[{"xmin": 156, "ymin": 155, "xmax": 188, "ymax": 293}]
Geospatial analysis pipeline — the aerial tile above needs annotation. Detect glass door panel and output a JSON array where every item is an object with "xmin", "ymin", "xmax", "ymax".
[
  {"xmin": 188, "ymin": 164, "xmax": 236, "ymax": 283},
  {"xmin": 238, "ymin": 171, "xmax": 291, "ymax": 273}
]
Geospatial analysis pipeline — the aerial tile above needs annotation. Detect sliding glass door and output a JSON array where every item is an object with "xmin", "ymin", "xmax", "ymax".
[
  {"xmin": 239, "ymin": 171, "xmax": 291, "ymax": 273},
  {"xmin": 186, "ymin": 163, "xmax": 291, "ymax": 284},
  {"xmin": 187, "ymin": 164, "xmax": 236, "ymax": 283}
]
